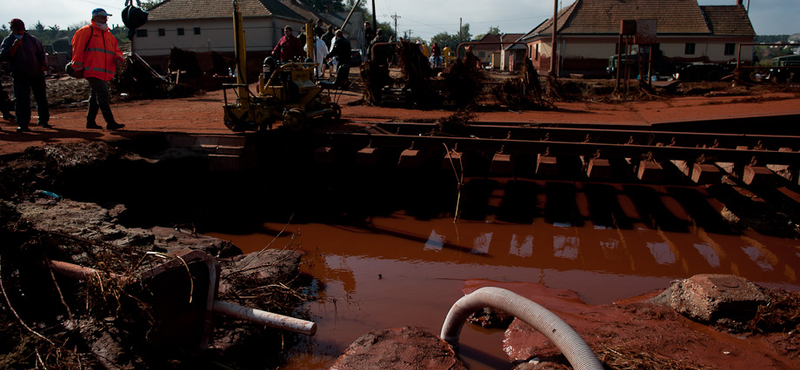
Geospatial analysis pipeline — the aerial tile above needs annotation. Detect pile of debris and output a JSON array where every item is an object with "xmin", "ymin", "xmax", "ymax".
[{"xmin": 0, "ymin": 142, "xmax": 316, "ymax": 369}]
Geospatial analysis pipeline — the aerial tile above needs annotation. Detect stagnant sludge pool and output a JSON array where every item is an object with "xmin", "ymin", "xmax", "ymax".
[{"xmin": 208, "ymin": 179, "xmax": 800, "ymax": 370}]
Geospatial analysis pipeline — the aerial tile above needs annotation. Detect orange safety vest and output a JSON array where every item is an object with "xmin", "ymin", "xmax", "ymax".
[{"xmin": 71, "ymin": 21, "xmax": 124, "ymax": 81}]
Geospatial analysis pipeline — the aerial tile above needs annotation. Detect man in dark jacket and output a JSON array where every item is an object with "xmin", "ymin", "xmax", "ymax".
[
  {"xmin": 0, "ymin": 18, "xmax": 50, "ymax": 132},
  {"xmin": 325, "ymin": 29, "xmax": 352, "ymax": 68},
  {"xmin": 363, "ymin": 22, "xmax": 375, "ymax": 53}
]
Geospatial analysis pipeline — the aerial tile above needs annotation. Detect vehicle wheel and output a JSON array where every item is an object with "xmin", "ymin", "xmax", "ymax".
[
  {"xmin": 327, "ymin": 103, "xmax": 342, "ymax": 123},
  {"xmin": 706, "ymin": 69, "xmax": 722, "ymax": 82},
  {"xmin": 282, "ymin": 109, "xmax": 306, "ymax": 132}
]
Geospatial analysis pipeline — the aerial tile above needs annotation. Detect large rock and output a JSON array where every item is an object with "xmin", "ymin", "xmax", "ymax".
[
  {"xmin": 329, "ymin": 327, "xmax": 468, "ymax": 370},
  {"xmin": 651, "ymin": 274, "xmax": 769, "ymax": 328}
]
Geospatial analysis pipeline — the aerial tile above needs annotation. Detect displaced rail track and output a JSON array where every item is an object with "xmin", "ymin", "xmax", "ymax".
[{"xmin": 304, "ymin": 121, "xmax": 800, "ymax": 185}]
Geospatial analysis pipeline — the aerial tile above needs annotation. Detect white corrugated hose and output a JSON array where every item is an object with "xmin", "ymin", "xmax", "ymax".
[{"xmin": 440, "ymin": 287, "xmax": 603, "ymax": 370}]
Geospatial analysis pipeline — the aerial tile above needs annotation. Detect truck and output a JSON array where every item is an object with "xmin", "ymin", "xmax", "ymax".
[
  {"xmin": 769, "ymin": 54, "xmax": 800, "ymax": 82},
  {"xmin": 607, "ymin": 53, "xmax": 734, "ymax": 82}
]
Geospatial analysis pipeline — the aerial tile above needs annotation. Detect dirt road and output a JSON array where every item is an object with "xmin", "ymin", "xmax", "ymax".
[{"xmin": 1, "ymin": 77, "xmax": 799, "ymax": 156}]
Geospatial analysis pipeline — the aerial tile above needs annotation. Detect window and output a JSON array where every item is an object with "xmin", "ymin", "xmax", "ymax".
[
  {"xmin": 136, "ymin": 29, "xmax": 147, "ymax": 37},
  {"xmin": 724, "ymin": 43, "xmax": 736, "ymax": 55},
  {"xmin": 685, "ymin": 43, "xmax": 696, "ymax": 55},
  {"xmin": 177, "ymin": 28, "xmax": 185, "ymax": 36},
  {"xmin": 535, "ymin": 44, "xmax": 539, "ymax": 60},
  {"xmin": 158, "ymin": 28, "xmax": 165, "ymax": 36},
  {"xmin": 194, "ymin": 27, "xmax": 201, "ymax": 35}
]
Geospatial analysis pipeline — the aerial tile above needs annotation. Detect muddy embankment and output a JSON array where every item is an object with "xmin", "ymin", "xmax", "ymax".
[
  {"xmin": 0, "ymin": 140, "xmax": 317, "ymax": 369},
  {"xmin": 1, "ymin": 139, "xmax": 800, "ymax": 370}
]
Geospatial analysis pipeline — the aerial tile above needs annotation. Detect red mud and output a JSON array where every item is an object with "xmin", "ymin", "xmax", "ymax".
[
  {"xmin": 3, "ymin": 76, "xmax": 800, "ymax": 370},
  {"xmin": 1, "ymin": 77, "xmax": 799, "ymax": 157},
  {"xmin": 464, "ymin": 280, "xmax": 797, "ymax": 370}
]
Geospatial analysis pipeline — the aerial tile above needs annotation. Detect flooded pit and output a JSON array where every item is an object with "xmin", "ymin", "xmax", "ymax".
[
  {"xmin": 28, "ymin": 138, "xmax": 796, "ymax": 369},
  {"xmin": 207, "ymin": 177, "xmax": 800, "ymax": 370}
]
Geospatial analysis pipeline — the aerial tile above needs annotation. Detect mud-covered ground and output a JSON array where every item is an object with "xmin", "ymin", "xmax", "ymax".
[
  {"xmin": 1, "ymin": 68, "xmax": 799, "ymax": 369},
  {"xmin": 0, "ymin": 141, "xmax": 318, "ymax": 369}
]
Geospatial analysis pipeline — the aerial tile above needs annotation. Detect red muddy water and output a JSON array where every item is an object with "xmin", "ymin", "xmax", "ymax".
[{"xmin": 209, "ymin": 180, "xmax": 800, "ymax": 370}]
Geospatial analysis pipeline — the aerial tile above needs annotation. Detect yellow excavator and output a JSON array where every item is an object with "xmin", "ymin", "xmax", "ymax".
[{"xmin": 223, "ymin": 0, "xmax": 343, "ymax": 132}]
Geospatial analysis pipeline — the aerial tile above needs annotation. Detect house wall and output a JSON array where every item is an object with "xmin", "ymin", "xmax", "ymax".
[
  {"xmin": 134, "ymin": 17, "xmax": 304, "ymax": 57},
  {"xmin": 525, "ymin": 34, "xmax": 754, "ymax": 76}
]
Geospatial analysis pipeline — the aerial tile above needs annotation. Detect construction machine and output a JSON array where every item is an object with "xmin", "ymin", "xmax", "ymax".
[{"xmin": 223, "ymin": 0, "xmax": 344, "ymax": 132}]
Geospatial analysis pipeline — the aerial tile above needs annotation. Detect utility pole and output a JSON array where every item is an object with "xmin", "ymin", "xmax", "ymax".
[
  {"xmin": 550, "ymin": 0, "xmax": 558, "ymax": 77},
  {"xmin": 390, "ymin": 13, "xmax": 400, "ymax": 38},
  {"xmin": 406, "ymin": 29, "xmax": 413, "ymax": 40},
  {"xmin": 459, "ymin": 17, "xmax": 463, "ymax": 43},
  {"xmin": 372, "ymin": 0, "xmax": 377, "ymax": 33}
]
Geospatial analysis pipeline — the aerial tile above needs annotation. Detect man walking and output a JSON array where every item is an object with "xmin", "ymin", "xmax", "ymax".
[
  {"xmin": 70, "ymin": 8, "xmax": 125, "ymax": 130},
  {"xmin": 0, "ymin": 18, "xmax": 50, "ymax": 132}
]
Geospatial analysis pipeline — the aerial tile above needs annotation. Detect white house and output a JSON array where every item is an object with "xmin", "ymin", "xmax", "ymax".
[{"xmin": 521, "ymin": 0, "xmax": 757, "ymax": 77}]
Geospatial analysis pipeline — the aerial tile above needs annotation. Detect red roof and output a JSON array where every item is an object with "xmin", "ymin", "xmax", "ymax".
[{"xmin": 523, "ymin": 0, "xmax": 754, "ymax": 38}]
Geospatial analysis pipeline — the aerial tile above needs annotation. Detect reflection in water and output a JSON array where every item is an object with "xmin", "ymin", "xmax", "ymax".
[
  {"xmin": 553, "ymin": 235, "xmax": 579, "ymax": 260},
  {"xmin": 509, "ymin": 234, "xmax": 533, "ymax": 257},
  {"xmin": 210, "ymin": 214, "xmax": 800, "ymax": 370},
  {"xmin": 472, "ymin": 232, "xmax": 493, "ymax": 254},
  {"xmin": 647, "ymin": 241, "xmax": 677, "ymax": 265},
  {"xmin": 208, "ymin": 180, "xmax": 800, "ymax": 370},
  {"xmin": 693, "ymin": 242, "xmax": 721, "ymax": 268},
  {"xmin": 424, "ymin": 229, "xmax": 445, "ymax": 252},
  {"xmin": 741, "ymin": 246, "xmax": 775, "ymax": 271}
]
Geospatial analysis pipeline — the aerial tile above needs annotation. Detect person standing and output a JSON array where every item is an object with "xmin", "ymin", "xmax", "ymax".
[
  {"xmin": 272, "ymin": 25, "xmax": 303, "ymax": 62},
  {"xmin": 363, "ymin": 22, "xmax": 375, "ymax": 58},
  {"xmin": 431, "ymin": 42, "xmax": 442, "ymax": 67},
  {"xmin": 71, "ymin": 8, "xmax": 125, "ymax": 130},
  {"xmin": 322, "ymin": 25, "xmax": 335, "ymax": 50},
  {"xmin": 369, "ymin": 29, "xmax": 387, "ymax": 64},
  {"xmin": 0, "ymin": 18, "xmax": 50, "ymax": 132},
  {"xmin": 305, "ymin": 28, "xmax": 328, "ymax": 79},
  {"xmin": 325, "ymin": 29, "xmax": 351, "ymax": 70}
]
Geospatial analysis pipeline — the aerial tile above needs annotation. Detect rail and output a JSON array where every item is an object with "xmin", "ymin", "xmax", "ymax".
[{"xmin": 308, "ymin": 122, "xmax": 800, "ymax": 165}]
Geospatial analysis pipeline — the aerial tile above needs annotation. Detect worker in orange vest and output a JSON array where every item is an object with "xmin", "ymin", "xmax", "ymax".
[{"xmin": 70, "ymin": 8, "xmax": 125, "ymax": 130}]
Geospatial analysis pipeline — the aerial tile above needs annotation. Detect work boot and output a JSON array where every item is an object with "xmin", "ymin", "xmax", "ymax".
[
  {"xmin": 16, "ymin": 126, "xmax": 30, "ymax": 133},
  {"xmin": 99, "ymin": 103, "xmax": 124, "ymax": 130},
  {"xmin": 38, "ymin": 122, "xmax": 53, "ymax": 129},
  {"xmin": 107, "ymin": 122, "xmax": 125, "ymax": 130},
  {"xmin": 2, "ymin": 112, "xmax": 14, "ymax": 121},
  {"xmin": 86, "ymin": 122, "xmax": 102, "ymax": 129}
]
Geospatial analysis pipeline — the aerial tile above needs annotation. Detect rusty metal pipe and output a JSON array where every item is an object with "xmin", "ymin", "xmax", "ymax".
[{"xmin": 50, "ymin": 260, "xmax": 123, "ymax": 280}]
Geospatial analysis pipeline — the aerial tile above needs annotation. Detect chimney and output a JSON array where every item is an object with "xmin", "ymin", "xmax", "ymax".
[{"xmin": 736, "ymin": 0, "xmax": 743, "ymax": 5}]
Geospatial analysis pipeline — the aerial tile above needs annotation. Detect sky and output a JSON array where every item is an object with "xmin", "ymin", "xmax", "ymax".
[{"xmin": 0, "ymin": 0, "xmax": 797, "ymax": 41}]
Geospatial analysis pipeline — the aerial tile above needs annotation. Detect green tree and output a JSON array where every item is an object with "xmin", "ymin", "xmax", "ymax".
[
  {"xmin": 34, "ymin": 21, "xmax": 45, "ymax": 32},
  {"xmin": 141, "ymin": 0, "xmax": 167, "ymax": 10},
  {"xmin": 301, "ymin": 0, "xmax": 346, "ymax": 13},
  {"xmin": 475, "ymin": 25, "xmax": 500, "ymax": 41},
  {"xmin": 755, "ymin": 35, "xmax": 790, "ymax": 43},
  {"xmin": 374, "ymin": 21, "xmax": 395, "ymax": 41},
  {"xmin": 430, "ymin": 23, "xmax": 472, "ymax": 53}
]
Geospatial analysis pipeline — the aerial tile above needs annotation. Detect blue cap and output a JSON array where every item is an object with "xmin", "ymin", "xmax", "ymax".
[{"xmin": 92, "ymin": 8, "xmax": 111, "ymax": 17}]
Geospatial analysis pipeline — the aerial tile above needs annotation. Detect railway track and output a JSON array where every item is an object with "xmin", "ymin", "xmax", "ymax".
[{"xmin": 304, "ymin": 121, "xmax": 800, "ymax": 186}]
